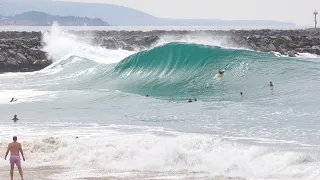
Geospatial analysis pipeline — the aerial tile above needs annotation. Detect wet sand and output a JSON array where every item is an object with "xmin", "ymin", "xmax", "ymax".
[
  {"xmin": 0, "ymin": 166, "xmax": 245, "ymax": 180},
  {"xmin": 0, "ymin": 165, "xmax": 64, "ymax": 180}
]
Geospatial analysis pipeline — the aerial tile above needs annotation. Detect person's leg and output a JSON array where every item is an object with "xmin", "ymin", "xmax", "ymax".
[
  {"xmin": 10, "ymin": 164, "xmax": 14, "ymax": 180},
  {"xmin": 17, "ymin": 166, "xmax": 24, "ymax": 180},
  {"xmin": 15, "ymin": 158, "xmax": 23, "ymax": 180}
]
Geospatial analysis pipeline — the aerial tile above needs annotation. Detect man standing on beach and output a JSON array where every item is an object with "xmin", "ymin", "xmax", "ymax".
[{"xmin": 4, "ymin": 136, "xmax": 25, "ymax": 180}]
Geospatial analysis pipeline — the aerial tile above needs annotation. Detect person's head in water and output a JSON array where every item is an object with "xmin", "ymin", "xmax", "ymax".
[
  {"xmin": 240, "ymin": 92, "xmax": 243, "ymax": 95},
  {"xmin": 13, "ymin": 136, "xmax": 17, "ymax": 141},
  {"xmin": 146, "ymin": 95, "xmax": 149, "ymax": 97},
  {"xmin": 12, "ymin": 115, "xmax": 19, "ymax": 123},
  {"xmin": 270, "ymin": 81, "xmax": 274, "ymax": 87},
  {"xmin": 194, "ymin": 98, "xmax": 197, "ymax": 102},
  {"xmin": 218, "ymin": 70, "xmax": 225, "ymax": 74}
]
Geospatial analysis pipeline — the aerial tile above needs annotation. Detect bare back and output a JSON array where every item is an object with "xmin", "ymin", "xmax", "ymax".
[{"xmin": 8, "ymin": 142, "xmax": 21, "ymax": 156}]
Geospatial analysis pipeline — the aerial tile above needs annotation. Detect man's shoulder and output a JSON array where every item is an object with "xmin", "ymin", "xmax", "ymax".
[{"xmin": 9, "ymin": 142, "xmax": 21, "ymax": 145}]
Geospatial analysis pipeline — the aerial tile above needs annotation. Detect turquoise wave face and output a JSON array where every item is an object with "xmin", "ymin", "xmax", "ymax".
[
  {"xmin": 104, "ymin": 42, "xmax": 305, "ymax": 100},
  {"xmin": 43, "ymin": 42, "xmax": 320, "ymax": 101}
]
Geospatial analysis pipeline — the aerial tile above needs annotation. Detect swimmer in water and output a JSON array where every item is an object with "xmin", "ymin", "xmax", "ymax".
[
  {"xmin": 270, "ymin": 81, "xmax": 274, "ymax": 87},
  {"xmin": 217, "ymin": 70, "xmax": 225, "ymax": 75},
  {"xmin": 187, "ymin": 99, "xmax": 193, "ymax": 103},
  {"xmin": 12, "ymin": 115, "xmax": 19, "ymax": 123},
  {"xmin": 10, "ymin": 98, "xmax": 17, "ymax": 102}
]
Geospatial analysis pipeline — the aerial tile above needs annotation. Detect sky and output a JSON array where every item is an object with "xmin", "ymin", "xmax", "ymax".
[{"xmin": 55, "ymin": 0, "xmax": 320, "ymax": 26}]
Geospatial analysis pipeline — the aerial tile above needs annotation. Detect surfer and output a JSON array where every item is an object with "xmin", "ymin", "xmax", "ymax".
[
  {"xmin": 218, "ymin": 70, "xmax": 225, "ymax": 75},
  {"xmin": 215, "ymin": 69, "xmax": 225, "ymax": 77},
  {"xmin": 12, "ymin": 115, "xmax": 19, "ymax": 123},
  {"xmin": 10, "ymin": 98, "xmax": 17, "ymax": 102},
  {"xmin": 4, "ymin": 136, "xmax": 25, "ymax": 180}
]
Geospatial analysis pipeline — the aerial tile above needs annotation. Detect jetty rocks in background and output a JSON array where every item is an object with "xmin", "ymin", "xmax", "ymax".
[
  {"xmin": 0, "ymin": 31, "xmax": 51, "ymax": 73},
  {"xmin": 234, "ymin": 29, "xmax": 320, "ymax": 57},
  {"xmin": 0, "ymin": 29, "xmax": 320, "ymax": 73},
  {"xmin": 87, "ymin": 29, "xmax": 320, "ymax": 56}
]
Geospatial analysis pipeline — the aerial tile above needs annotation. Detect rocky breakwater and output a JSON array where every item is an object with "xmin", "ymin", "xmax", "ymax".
[
  {"xmin": 0, "ymin": 31, "xmax": 51, "ymax": 73},
  {"xmin": 231, "ymin": 29, "xmax": 320, "ymax": 57},
  {"xmin": 82, "ymin": 29, "xmax": 320, "ymax": 57},
  {"xmin": 1, "ymin": 29, "xmax": 320, "ymax": 73}
]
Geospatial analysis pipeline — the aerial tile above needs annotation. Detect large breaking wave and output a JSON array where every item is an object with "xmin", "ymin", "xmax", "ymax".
[{"xmin": 35, "ymin": 25, "xmax": 320, "ymax": 101}]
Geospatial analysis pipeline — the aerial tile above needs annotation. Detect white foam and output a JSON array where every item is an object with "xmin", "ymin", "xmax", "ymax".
[
  {"xmin": 42, "ymin": 23, "xmax": 135, "ymax": 65},
  {"xmin": 0, "ymin": 124, "xmax": 318, "ymax": 180},
  {"xmin": 296, "ymin": 53, "xmax": 320, "ymax": 59},
  {"xmin": 155, "ymin": 33, "xmax": 249, "ymax": 50}
]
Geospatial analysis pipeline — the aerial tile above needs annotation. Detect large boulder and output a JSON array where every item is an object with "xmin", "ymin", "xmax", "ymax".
[
  {"xmin": 267, "ymin": 43, "xmax": 277, "ymax": 51},
  {"xmin": 15, "ymin": 53, "xmax": 28, "ymax": 64}
]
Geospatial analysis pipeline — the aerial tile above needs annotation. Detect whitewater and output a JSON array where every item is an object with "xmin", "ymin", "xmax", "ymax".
[{"xmin": 0, "ymin": 25, "xmax": 319, "ymax": 180}]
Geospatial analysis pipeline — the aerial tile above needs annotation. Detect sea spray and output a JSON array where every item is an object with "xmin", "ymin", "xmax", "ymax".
[
  {"xmin": 0, "ymin": 126, "xmax": 319, "ymax": 180},
  {"xmin": 42, "ymin": 23, "xmax": 134, "ymax": 64}
]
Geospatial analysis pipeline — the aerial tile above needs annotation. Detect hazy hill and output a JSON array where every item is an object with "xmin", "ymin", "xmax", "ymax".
[
  {"xmin": 0, "ymin": 0, "xmax": 296, "ymax": 27},
  {"xmin": 0, "ymin": 11, "xmax": 109, "ymax": 26}
]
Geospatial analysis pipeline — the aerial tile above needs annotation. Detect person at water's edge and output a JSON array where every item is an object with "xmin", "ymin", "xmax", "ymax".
[{"xmin": 4, "ymin": 136, "xmax": 25, "ymax": 180}]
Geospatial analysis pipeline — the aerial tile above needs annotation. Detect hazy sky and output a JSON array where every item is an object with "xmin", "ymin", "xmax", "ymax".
[{"xmin": 56, "ymin": 0, "xmax": 320, "ymax": 25}]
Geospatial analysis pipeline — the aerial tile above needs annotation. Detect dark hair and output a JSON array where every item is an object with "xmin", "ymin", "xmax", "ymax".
[{"xmin": 13, "ymin": 136, "xmax": 17, "ymax": 141}]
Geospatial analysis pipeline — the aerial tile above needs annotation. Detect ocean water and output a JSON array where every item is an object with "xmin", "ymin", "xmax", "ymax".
[{"xmin": 0, "ymin": 25, "xmax": 320, "ymax": 180}]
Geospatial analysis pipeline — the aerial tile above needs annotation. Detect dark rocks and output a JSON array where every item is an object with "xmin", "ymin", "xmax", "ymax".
[
  {"xmin": 1, "ymin": 29, "xmax": 320, "ymax": 73},
  {"xmin": 268, "ymin": 43, "xmax": 277, "ymax": 51},
  {"xmin": 83, "ymin": 29, "xmax": 320, "ymax": 57},
  {"xmin": 0, "ymin": 33, "xmax": 49, "ymax": 73},
  {"xmin": 233, "ymin": 29, "xmax": 320, "ymax": 56}
]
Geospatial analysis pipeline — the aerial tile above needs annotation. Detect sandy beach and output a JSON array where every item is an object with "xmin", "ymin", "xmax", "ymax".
[
  {"xmin": 0, "ymin": 165, "xmax": 64, "ymax": 180},
  {"xmin": 0, "ymin": 166, "xmax": 243, "ymax": 180}
]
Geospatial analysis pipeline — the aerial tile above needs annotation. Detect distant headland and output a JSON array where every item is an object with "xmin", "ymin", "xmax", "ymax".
[
  {"xmin": 0, "ymin": 11, "xmax": 109, "ymax": 26},
  {"xmin": 0, "ymin": 0, "xmax": 296, "ymax": 27}
]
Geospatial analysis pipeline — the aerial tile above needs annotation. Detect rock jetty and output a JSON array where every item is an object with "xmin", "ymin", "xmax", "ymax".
[
  {"xmin": 0, "ymin": 31, "xmax": 51, "ymax": 73},
  {"xmin": 87, "ymin": 29, "xmax": 320, "ymax": 57},
  {"xmin": 231, "ymin": 29, "xmax": 320, "ymax": 57},
  {"xmin": 0, "ymin": 29, "xmax": 319, "ymax": 73}
]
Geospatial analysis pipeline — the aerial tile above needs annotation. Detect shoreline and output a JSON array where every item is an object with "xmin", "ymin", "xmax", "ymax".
[
  {"xmin": 0, "ymin": 166, "xmax": 244, "ymax": 180},
  {"xmin": 0, "ymin": 165, "xmax": 65, "ymax": 180}
]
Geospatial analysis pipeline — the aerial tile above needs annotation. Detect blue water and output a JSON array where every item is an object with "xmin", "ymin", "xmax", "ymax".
[{"xmin": 0, "ymin": 27, "xmax": 319, "ymax": 180}]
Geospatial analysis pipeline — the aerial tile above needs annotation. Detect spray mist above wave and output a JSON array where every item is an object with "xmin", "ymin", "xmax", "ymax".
[
  {"xmin": 154, "ymin": 32, "xmax": 250, "ymax": 50},
  {"xmin": 41, "ymin": 23, "xmax": 135, "ymax": 65}
]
